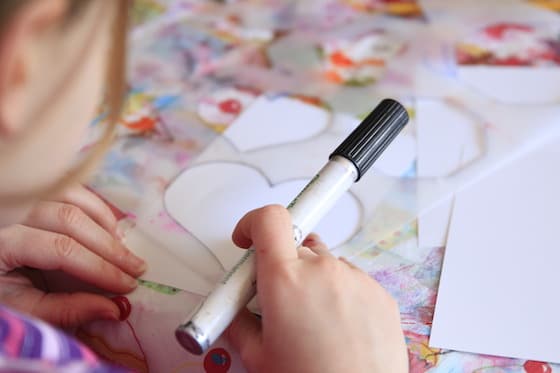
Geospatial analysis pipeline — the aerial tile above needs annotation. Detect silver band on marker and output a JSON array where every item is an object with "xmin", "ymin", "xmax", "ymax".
[{"xmin": 175, "ymin": 321, "xmax": 210, "ymax": 355}]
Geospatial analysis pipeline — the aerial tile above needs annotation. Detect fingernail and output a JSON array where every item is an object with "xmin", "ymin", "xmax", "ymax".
[
  {"xmin": 304, "ymin": 234, "xmax": 323, "ymax": 246},
  {"xmin": 304, "ymin": 237, "xmax": 315, "ymax": 245},
  {"xmin": 128, "ymin": 252, "xmax": 147, "ymax": 273},
  {"xmin": 118, "ymin": 242, "xmax": 147, "ymax": 273},
  {"xmin": 101, "ymin": 310, "xmax": 119, "ymax": 321},
  {"xmin": 123, "ymin": 273, "xmax": 139, "ymax": 289},
  {"xmin": 115, "ymin": 220, "xmax": 134, "ymax": 240}
]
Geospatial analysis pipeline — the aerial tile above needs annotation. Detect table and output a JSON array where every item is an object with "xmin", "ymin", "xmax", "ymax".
[{"xmin": 77, "ymin": 1, "xmax": 560, "ymax": 372}]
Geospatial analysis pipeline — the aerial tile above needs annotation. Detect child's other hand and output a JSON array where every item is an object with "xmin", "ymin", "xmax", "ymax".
[
  {"xmin": 0, "ymin": 185, "xmax": 146, "ymax": 327},
  {"xmin": 227, "ymin": 205, "xmax": 408, "ymax": 373}
]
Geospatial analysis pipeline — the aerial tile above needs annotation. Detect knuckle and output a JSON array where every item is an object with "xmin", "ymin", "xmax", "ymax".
[
  {"xmin": 265, "ymin": 262, "xmax": 297, "ymax": 289},
  {"xmin": 53, "ymin": 235, "xmax": 76, "ymax": 259},
  {"xmin": 57, "ymin": 187, "xmax": 73, "ymax": 201},
  {"xmin": 0, "ymin": 231, "xmax": 17, "ymax": 270},
  {"xmin": 57, "ymin": 296, "xmax": 80, "ymax": 328},
  {"xmin": 272, "ymin": 263, "xmax": 294, "ymax": 281},
  {"xmin": 37, "ymin": 293, "xmax": 80, "ymax": 328},
  {"xmin": 256, "ymin": 204, "xmax": 290, "ymax": 222},
  {"xmin": 57, "ymin": 204, "xmax": 84, "ymax": 228}
]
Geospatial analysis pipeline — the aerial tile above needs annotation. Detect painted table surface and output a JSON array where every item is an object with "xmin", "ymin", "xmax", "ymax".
[{"xmin": 75, "ymin": 1, "xmax": 560, "ymax": 372}]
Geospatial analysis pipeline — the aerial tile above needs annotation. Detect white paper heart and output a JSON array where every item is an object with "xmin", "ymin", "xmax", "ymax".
[
  {"xmin": 458, "ymin": 67, "xmax": 560, "ymax": 104},
  {"xmin": 224, "ymin": 95, "xmax": 330, "ymax": 152},
  {"xmin": 165, "ymin": 162, "xmax": 361, "ymax": 270}
]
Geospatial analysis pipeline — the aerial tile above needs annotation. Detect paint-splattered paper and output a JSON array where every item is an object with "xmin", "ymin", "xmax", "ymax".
[{"xmin": 73, "ymin": 0, "xmax": 560, "ymax": 372}]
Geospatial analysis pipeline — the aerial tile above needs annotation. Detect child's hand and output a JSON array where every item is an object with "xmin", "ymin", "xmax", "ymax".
[
  {"xmin": 0, "ymin": 185, "xmax": 146, "ymax": 327},
  {"xmin": 227, "ymin": 205, "xmax": 408, "ymax": 373}
]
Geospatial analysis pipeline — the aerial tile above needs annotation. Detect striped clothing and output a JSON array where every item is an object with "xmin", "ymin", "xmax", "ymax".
[{"xmin": 0, "ymin": 306, "xmax": 131, "ymax": 373}]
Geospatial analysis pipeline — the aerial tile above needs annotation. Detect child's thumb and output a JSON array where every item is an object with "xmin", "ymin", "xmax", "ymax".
[{"xmin": 226, "ymin": 308, "xmax": 261, "ymax": 365}]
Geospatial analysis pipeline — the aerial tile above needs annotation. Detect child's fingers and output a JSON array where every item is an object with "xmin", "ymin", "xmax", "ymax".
[
  {"xmin": 232, "ymin": 205, "xmax": 297, "ymax": 271},
  {"xmin": 226, "ymin": 308, "xmax": 261, "ymax": 366},
  {"xmin": 302, "ymin": 233, "xmax": 331, "ymax": 256},
  {"xmin": 51, "ymin": 185, "xmax": 118, "ymax": 237},
  {"xmin": 30, "ymin": 291, "xmax": 120, "ymax": 327},
  {"xmin": 22, "ymin": 201, "xmax": 146, "ymax": 277},
  {"xmin": 298, "ymin": 246, "xmax": 318, "ymax": 259},
  {"xmin": 0, "ymin": 225, "xmax": 138, "ymax": 294},
  {"xmin": 231, "ymin": 215, "xmax": 254, "ymax": 249}
]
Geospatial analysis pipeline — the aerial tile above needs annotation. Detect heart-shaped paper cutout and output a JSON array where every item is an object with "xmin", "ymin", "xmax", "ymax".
[
  {"xmin": 165, "ymin": 162, "xmax": 361, "ymax": 270},
  {"xmin": 224, "ymin": 95, "xmax": 330, "ymax": 152}
]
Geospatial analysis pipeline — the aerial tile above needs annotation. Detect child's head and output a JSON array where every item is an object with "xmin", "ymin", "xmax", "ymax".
[{"xmin": 0, "ymin": 0, "xmax": 128, "ymax": 225}]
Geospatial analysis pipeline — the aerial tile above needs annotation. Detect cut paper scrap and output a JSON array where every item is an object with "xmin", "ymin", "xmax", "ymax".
[
  {"xmin": 120, "ymin": 220, "xmax": 216, "ymax": 294},
  {"xmin": 430, "ymin": 135, "xmax": 560, "ymax": 363},
  {"xmin": 223, "ymin": 95, "xmax": 330, "ymax": 152},
  {"xmin": 165, "ymin": 162, "xmax": 361, "ymax": 270}
]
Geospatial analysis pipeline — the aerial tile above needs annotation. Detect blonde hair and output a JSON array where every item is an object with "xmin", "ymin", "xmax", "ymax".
[{"xmin": 0, "ymin": 1, "xmax": 129, "ymax": 204}]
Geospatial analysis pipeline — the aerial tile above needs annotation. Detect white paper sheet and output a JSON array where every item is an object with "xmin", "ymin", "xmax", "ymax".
[{"xmin": 430, "ymin": 135, "xmax": 560, "ymax": 363}]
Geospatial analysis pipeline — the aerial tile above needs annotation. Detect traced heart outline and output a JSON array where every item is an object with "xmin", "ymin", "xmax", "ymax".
[{"xmin": 164, "ymin": 161, "xmax": 363, "ymax": 270}]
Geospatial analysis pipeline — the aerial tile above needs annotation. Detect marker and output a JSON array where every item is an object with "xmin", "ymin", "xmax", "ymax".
[{"xmin": 176, "ymin": 98, "xmax": 409, "ymax": 355}]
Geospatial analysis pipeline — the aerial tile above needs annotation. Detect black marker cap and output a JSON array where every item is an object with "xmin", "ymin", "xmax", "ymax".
[{"xmin": 330, "ymin": 98, "xmax": 409, "ymax": 181}]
